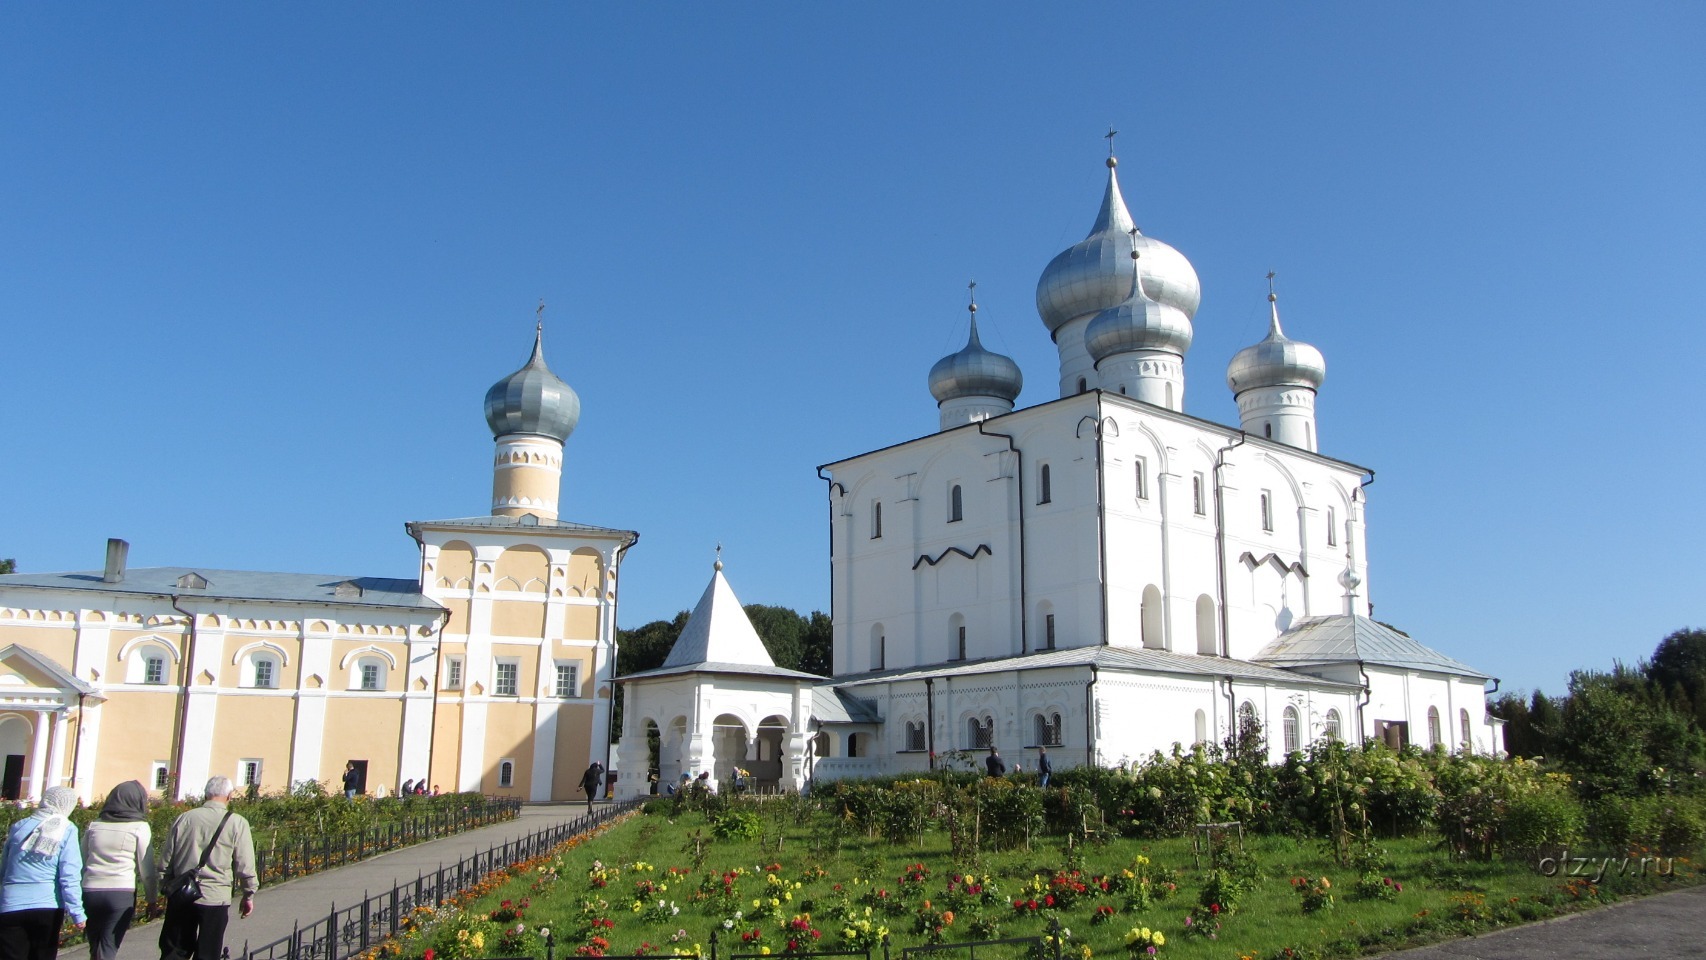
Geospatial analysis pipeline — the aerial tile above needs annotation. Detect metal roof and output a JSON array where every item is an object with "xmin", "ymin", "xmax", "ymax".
[
  {"xmin": 407, "ymin": 516, "xmax": 637, "ymax": 540},
  {"xmin": 0, "ymin": 567, "xmax": 441, "ymax": 612},
  {"xmin": 812, "ymin": 686, "xmax": 881, "ymax": 725},
  {"xmin": 1253, "ymin": 615, "xmax": 1488, "ymax": 679},
  {"xmin": 618, "ymin": 563, "xmax": 826, "ymax": 684},
  {"xmin": 833, "ymin": 644, "xmax": 1361, "ymax": 690}
]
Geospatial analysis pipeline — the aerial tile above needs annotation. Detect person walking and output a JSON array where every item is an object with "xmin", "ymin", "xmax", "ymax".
[
  {"xmin": 1036, "ymin": 747, "xmax": 1053, "ymax": 788},
  {"xmin": 82, "ymin": 780, "xmax": 157, "ymax": 960},
  {"xmin": 158, "ymin": 776, "xmax": 257, "ymax": 960},
  {"xmin": 984, "ymin": 747, "xmax": 1006, "ymax": 777},
  {"xmin": 579, "ymin": 762, "xmax": 604, "ymax": 813},
  {"xmin": 0, "ymin": 785, "xmax": 87, "ymax": 960}
]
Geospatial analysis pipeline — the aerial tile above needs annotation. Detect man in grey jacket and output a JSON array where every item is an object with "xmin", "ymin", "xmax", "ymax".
[{"xmin": 158, "ymin": 776, "xmax": 258, "ymax": 960}]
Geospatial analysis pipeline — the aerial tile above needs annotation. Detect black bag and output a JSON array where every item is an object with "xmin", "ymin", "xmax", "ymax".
[{"xmin": 166, "ymin": 810, "xmax": 234, "ymax": 905}]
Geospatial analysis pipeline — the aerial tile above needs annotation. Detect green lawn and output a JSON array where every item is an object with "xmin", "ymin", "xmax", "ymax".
[{"xmin": 388, "ymin": 799, "xmax": 1700, "ymax": 960}]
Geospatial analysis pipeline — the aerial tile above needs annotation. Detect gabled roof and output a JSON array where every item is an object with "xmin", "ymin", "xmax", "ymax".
[
  {"xmin": 0, "ymin": 567, "xmax": 442, "ymax": 612},
  {"xmin": 832, "ymin": 644, "xmax": 1362, "ymax": 690},
  {"xmin": 0, "ymin": 644, "xmax": 99, "ymax": 699},
  {"xmin": 619, "ymin": 564, "xmax": 825, "ymax": 683},
  {"xmin": 1253, "ymin": 615, "xmax": 1488, "ymax": 680},
  {"xmin": 812, "ymin": 686, "xmax": 881, "ymax": 724}
]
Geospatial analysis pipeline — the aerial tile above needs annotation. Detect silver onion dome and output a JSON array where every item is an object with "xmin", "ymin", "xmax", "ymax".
[
  {"xmin": 1035, "ymin": 157, "xmax": 1202, "ymax": 336},
  {"xmin": 1226, "ymin": 296, "xmax": 1326, "ymax": 394},
  {"xmin": 484, "ymin": 327, "xmax": 582, "ymax": 442},
  {"xmin": 1085, "ymin": 232, "xmax": 1195, "ymax": 362},
  {"xmin": 929, "ymin": 309, "xmax": 1023, "ymax": 404}
]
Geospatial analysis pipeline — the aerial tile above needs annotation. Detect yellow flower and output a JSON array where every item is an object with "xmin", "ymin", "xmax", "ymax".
[
  {"xmin": 760, "ymin": 949, "xmax": 771, "ymax": 956},
  {"xmin": 1152, "ymin": 933, "xmax": 1164, "ymax": 947}
]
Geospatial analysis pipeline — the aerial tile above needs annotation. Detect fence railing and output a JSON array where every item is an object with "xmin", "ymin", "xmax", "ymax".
[
  {"xmin": 254, "ymin": 798, "xmax": 525, "ymax": 883},
  {"xmin": 240, "ymin": 800, "xmax": 640, "ymax": 960}
]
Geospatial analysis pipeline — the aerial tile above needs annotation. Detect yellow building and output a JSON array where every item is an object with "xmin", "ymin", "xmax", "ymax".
[{"xmin": 0, "ymin": 328, "xmax": 636, "ymax": 803}]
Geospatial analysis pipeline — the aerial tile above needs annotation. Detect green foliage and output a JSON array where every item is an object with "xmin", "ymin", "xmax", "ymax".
[
  {"xmin": 0, "ymin": 559, "xmax": 14, "ymax": 575},
  {"xmin": 711, "ymin": 810, "xmax": 763, "ymax": 841}
]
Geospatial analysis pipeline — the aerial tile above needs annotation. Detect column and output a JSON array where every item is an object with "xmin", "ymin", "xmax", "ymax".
[
  {"xmin": 47, "ymin": 712, "xmax": 68, "ymax": 789},
  {"xmin": 27, "ymin": 712, "xmax": 49, "ymax": 802}
]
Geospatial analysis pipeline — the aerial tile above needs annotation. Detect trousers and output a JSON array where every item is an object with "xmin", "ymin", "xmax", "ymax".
[
  {"xmin": 0, "ymin": 907, "xmax": 65, "ymax": 960},
  {"xmin": 158, "ymin": 900, "xmax": 229, "ymax": 960},
  {"xmin": 84, "ymin": 890, "xmax": 138, "ymax": 960}
]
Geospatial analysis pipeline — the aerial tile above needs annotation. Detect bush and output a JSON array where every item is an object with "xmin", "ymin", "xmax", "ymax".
[
  {"xmin": 1626, "ymin": 794, "xmax": 1706, "ymax": 854},
  {"xmin": 711, "ymin": 810, "xmax": 762, "ymax": 841},
  {"xmin": 1499, "ymin": 783, "xmax": 1585, "ymax": 854}
]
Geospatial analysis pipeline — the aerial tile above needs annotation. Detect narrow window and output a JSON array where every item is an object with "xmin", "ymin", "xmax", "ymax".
[
  {"xmin": 1460, "ymin": 708, "xmax": 1472, "ymax": 747},
  {"xmin": 360, "ymin": 662, "xmax": 381, "ymax": 691},
  {"xmin": 957, "ymin": 625, "xmax": 967, "ymax": 661},
  {"xmin": 144, "ymin": 655, "xmax": 166, "ymax": 685},
  {"xmin": 949, "ymin": 484, "xmax": 963, "ymax": 522},
  {"xmin": 1282, "ymin": 706, "xmax": 1300, "ymax": 754},
  {"xmin": 1192, "ymin": 474, "xmax": 1206, "ymax": 516},
  {"xmin": 495, "ymin": 661, "xmax": 519, "ymax": 697},
  {"xmin": 872, "ymin": 634, "xmax": 885, "ymax": 670},
  {"xmin": 241, "ymin": 759, "xmax": 262, "ymax": 788},
  {"xmin": 253, "ymin": 658, "xmax": 275, "ymax": 689},
  {"xmin": 1264, "ymin": 422, "xmax": 1272, "ymax": 438},
  {"xmin": 1034, "ymin": 714, "xmax": 1047, "ymax": 746},
  {"xmin": 445, "ymin": 657, "xmax": 464, "ymax": 690},
  {"xmin": 1044, "ymin": 614, "xmax": 1056, "ymax": 651},
  {"xmin": 1077, "ymin": 377, "xmax": 1088, "ymax": 394},
  {"xmin": 1427, "ymin": 706, "xmax": 1442, "ymax": 748},
  {"xmin": 1038, "ymin": 464, "xmax": 1052, "ymax": 504},
  {"xmin": 498, "ymin": 759, "xmax": 515, "ymax": 787},
  {"xmin": 871, "ymin": 501, "xmax": 882, "ymax": 539},
  {"xmin": 1324, "ymin": 708, "xmax": 1342, "ymax": 741},
  {"xmin": 1194, "ymin": 710, "xmax": 1207, "ymax": 744},
  {"xmin": 554, "ymin": 663, "xmax": 578, "ymax": 699},
  {"xmin": 1260, "ymin": 491, "xmax": 1273, "ymax": 532},
  {"xmin": 906, "ymin": 722, "xmax": 925, "ymax": 751},
  {"xmin": 1327, "ymin": 506, "xmax": 1338, "ymax": 547},
  {"xmin": 152, "ymin": 762, "xmax": 170, "ymax": 791},
  {"xmin": 846, "ymin": 734, "xmax": 860, "ymax": 758},
  {"xmin": 1134, "ymin": 457, "xmax": 1148, "ymax": 501}
]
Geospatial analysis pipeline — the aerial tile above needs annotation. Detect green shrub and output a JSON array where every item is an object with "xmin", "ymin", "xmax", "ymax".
[
  {"xmin": 711, "ymin": 810, "xmax": 762, "ymax": 841},
  {"xmin": 1499, "ymin": 782, "xmax": 1585, "ymax": 853},
  {"xmin": 1627, "ymin": 794, "xmax": 1706, "ymax": 854}
]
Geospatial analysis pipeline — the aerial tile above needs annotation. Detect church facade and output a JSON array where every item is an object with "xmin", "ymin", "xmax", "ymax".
[
  {"xmin": 0, "ymin": 330, "xmax": 633, "ymax": 803},
  {"xmin": 615, "ymin": 154, "xmax": 1500, "ymax": 796}
]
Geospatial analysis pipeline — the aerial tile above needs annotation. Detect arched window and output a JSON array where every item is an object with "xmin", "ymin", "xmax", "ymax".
[
  {"xmin": 1324, "ymin": 708, "xmax": 1342, "ymax": 741},
  {"xmin": 1134, "ymin": 457, "xmax": 1148, "ymax": 500},
  {"xmin": 1038, "ymin": 464, "xmax": 1052, "ymax": 504},
  {"xmin": 250, "ymin": 653, "xmax": 279, "ymax": 689},
  {"xmin": 846, "ymin": 733, "xmax": 860, "ymax": 758},
  {"xmin": 1264, "ymin": 422, "xmax": 1272, "ymax": 438},
  {"xmin": 122, "ymin": 637, "xmax": 179, "ymax": 685},
  {"xmin": 1459, "ymin": 708, "xmax": 1472, "ymax": 748},
  {"xmin": 905, "ymin": 721, "xmax": 925, "ymax": 751},
  {"xmin": 1192, "ymin": 474, "xmax": 1206, "ymax": 515},
  {"xmin": 1077, "ymin": 377, "xmax": 1088, "ymax": 394},
  {"xmin": 1194, "ymin": 709, "xmax": 1207, "ymax": 745},
  {"xmin": 1427, "ymin": 706, "xmax": 1442, "ymax": 748},
  {"xmin": 949, "ymin": 484, "xmax": 963, "ymax": 522},
  {"xmin": 1260, "ymin": 491, "xmax": 1273, "ymax": 532},
  {"xmin": 1140, "ymin": 585, "xmax": 1164, "ymax": 650},
  {"xmin": 1033, "ymin": 712, "xmax": 1062, "ymax": 747},
  {"xmin": 1195, "ymin": 595, "xmax": 1217, "ymax": 656},
  {"xmin": 498, "ymin": 760, "xmax": 515, "ymax": 788},
  {"xmin": 1044, "ymin": 613, "xmax": 1057, "ymax": 650},
  {"xmin": 1327, "ymin": 506, "xmax": 1338, "ymax": 547},
  {"xmin": 871, "ymin": 501, "xmax": 883, "ymax": 539},
  {"xmin": 871, "ymin": 625, "xmax": 886, "ymax": 671},
  {"xmin": 950, "ymin": 614, "xmax": 967, "ymax": 661},
  {"xmin": 1282, "ymin": 705, "xmax": 1300, "ymax": 754},
  {"xmin": 1237, "ymin": 701, "xmax": 1260, "ymax": 743},
  {"xmin": 354, "ymin": 657, "xmax": 387, "ymax": 691}
]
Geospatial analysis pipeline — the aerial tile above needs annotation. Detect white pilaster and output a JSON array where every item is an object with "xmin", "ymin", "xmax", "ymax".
[
  {"xmin": 529, "ymin": 701, "xmax": 559, "ymax": 802},
  {"xmin": 47, "ymin": 711, "xmax": 68, "ymax": 789}
]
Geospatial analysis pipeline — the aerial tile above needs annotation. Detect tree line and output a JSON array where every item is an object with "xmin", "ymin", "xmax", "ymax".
[{"xmin": 1490, "ymin": 627, "xmax": 1706, "ymax": 798}]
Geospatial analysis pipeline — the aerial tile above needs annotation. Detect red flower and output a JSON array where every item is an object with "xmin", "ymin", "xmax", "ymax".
[{"xmin": 1209, "ymin": 903, "xmax": 1221, "ymax": 914}]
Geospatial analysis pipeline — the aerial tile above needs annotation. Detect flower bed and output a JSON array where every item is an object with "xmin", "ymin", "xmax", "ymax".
[{"xmin": 352, "ymin": 797, "xmax": 1700, "ymax": 960}]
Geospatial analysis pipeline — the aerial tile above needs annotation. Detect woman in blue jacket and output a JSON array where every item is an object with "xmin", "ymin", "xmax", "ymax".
[{"xmin": 0, "ymin": 786, "xmax": 87, "ymax": 960}]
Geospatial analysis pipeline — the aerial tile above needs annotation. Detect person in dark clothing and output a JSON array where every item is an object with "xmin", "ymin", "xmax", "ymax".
[
  {"xmin": 984, "ymin": 748, "xmax": 1006, "ymax": 777},
  {"xmin": 579, "ymin": 763, "xmax": 604, "ymax": 812},
  {"xmin": 341, "ymin": 763, "xmax": 359, "ymax": 800},
  {"xmin": 1036, "ymin": 747, "xmax": 1053, "ymax": 788}
]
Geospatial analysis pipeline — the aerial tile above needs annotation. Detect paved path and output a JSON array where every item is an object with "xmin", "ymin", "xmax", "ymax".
[
  {"xmin": 64, "ymin": 802, "xmax": 613, "ymax": 960},
  {"xmin": 1386, "ymin": 883, "xmax": 1706, "ymax": 959}
]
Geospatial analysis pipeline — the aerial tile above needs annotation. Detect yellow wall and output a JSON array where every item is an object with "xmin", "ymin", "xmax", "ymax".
[
  {"xmin": 494, "ymin": 546, "xmax": 549, "ymax": 590},
  {"xmin": 2, "ymin": 626, "xmax": 76, "ymax": 668},
  {"xmin": 480, "ymin": 701, "xmax": 537, "ymax": 798},
  {"xmin": 216, "ymin": 640, "xmax": 303, "ymax": 689},
  {"xmin": 552, "ymin": 702, "xmax": 597, "ymax": 799},
  {"xmin": 92, "ymin": 691, "xmax": 180, "ymax": 792},
  {"xmin": 208, "ymin": 695, "xmax": 296, "ymax": 790},
  {"xmin": 441, "ymin": 599, "xmax": 471, "ymax": 636},
  {"xmin": 491, "ymin": 601, "xmax": 545, "ymax": 640},
  {"xmin": 566, "ymin": 550, "xmax": 602, "ymax": 597},
  {"xmin": 435, "ymin": 542, "xmax": 475, "ymax": 587},
  {"xmin": 331, "ymin": 640, "xmax": 405, "ymax": 691},
  {"xmin": 564, "ymin": 604, "xmax": 599, "ymax": 640},
  {"xmin": 321, "ymin": 697, "xmax": 404, "ymax": 790}
]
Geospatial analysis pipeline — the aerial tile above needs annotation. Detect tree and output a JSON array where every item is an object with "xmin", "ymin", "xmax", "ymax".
[
  {"xmin": 0, "ymin": 559, "xmax": 14, "ymax": 575},
  {"xmin": 744, "ymin": 604, "xmax": 806, "ymax": 671},
  {"xmin": 799, "ymin": 611, "xmax": 832, "ymax": 676},
  {"xmin": 1646, "ymin": 628, "xmax": 1706, "ymax": 728}
]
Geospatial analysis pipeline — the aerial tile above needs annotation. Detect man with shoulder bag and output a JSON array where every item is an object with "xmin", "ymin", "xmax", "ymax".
[{"xmin": 158, "ymin": 776, "xmax": 257, "ymax": 960}]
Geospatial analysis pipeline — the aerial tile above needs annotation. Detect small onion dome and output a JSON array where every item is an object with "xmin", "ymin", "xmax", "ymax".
[
  {"xmin": 1035, "ymin": 157, "xmax": 1202, "ymax": 336},
  {"xmin": 1085, "ymin": 266, "xmax": 1195, "ymax": 362},
  {"xmin": 1226, "ymin": 297, "xmax": 1326, "ymax": 394},
  {"xmin": 929, "ymin": 312, "xmax": 1023, "ymax": 405},
  {"xmin": 484, "ymin": 327, "xmax": 582, "ymax": 441}
]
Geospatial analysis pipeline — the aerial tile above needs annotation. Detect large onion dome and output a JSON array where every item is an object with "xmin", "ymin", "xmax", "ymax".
[
  {"xmin": 929, "ymin": 308, "xmax": 1023, "ymax": 405},
  {"xmin": 1035, "ymin": 157, "xmax": 1202, "ymax": 336},
  {"xmin": 1085, "ymin": 231, "xmax": 1195, "ymax": 362},
  {"xmin": 1226, "ymin": 295, "xmax": 1326, "ymax": 394},
  {"xmin": 484, "ymin": 326, "xmax": 581, "ymax": 441}
]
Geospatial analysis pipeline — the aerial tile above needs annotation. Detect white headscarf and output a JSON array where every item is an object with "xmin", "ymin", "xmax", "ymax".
[{"xmin": 22, "ymin": 786, "xmax": 77, "ymax": 858}]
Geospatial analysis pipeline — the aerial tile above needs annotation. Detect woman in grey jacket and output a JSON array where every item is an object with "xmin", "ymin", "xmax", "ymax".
[{"xmin": 81, "ymin": 781, "xmax": 156, "ymax": 960}]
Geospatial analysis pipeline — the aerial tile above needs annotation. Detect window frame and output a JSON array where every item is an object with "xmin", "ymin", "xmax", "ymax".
[
  {"xmin": 1134, "ymin": 457, "xmax": 1148, "ymax": 501},
  {"xmin": 553, "ymin": 661, "xmax": 580, "ymax": 699},
  {"xmin": 1327, "ymin": 506, "xmax": 1338, "ymax": 547},
  {"xmin": 1427, "ymin": 706, "xmax": 1442, "ymax": 748},
  {"xmin": 948, "ymin": 484, "xmax": 963, "ymax": 523},
  {"xmin": 904, "ymin": 721, "xmax": 926, "ymax": 752},
  {"xmin": 240, "ymin": 758, "xmax": 263, "ymax": 789},
  {"xmin": 358, "ymin": 660, "xmax": 382, "ymax": 691},
  {"xmin": 250, "ymin": 654, "xmax": 278, "ymax": 690},
  {"xmin": 151, "ymin": 762, "xmax": 170, "ymax": 791},
  {"xmin": 1038, "ymin": 463, "xmax": 1052, "ymax": 505},
  {"xmin": 1044, "ymin": 613, "xmax": 1056, "ymax": 651},
  {"xmin": 1192, "ymin": 473, "xmax": 1206, "ymax": 516},
  {"xmin": 444, "ymin": 656, "xmax": 464, "ymax": 690},
  {"xmin": 1460, "ymin": 708, "xmax": 1472, "ymax": 747},
  {"xmin": 498, "ymin": 758, "xmax": 515, "ymax": 788},
  {"xmin": 1260, "ymin": 490, "xmax": 1274, "ymax": 532},
  {"xmin": 871, "ymin": 500, "xmax": 883, "ymax": 539},
  {"xmin": 144, "ymin": 655, "xmax": 167, "ymax": 685},
  {"xmin": 1324, "ymin": 708, "xmax": 1342, "ymax": 741},
  {"xmin": 1033, "ymin": 712, "xmax": 1063, "ymax": 747},
  {"xmin": 494, "ymin": 659, "xmax": 520, "ymax": 698},
  {"xmin": 1282, "ymin": 705, "xmax": 1300, "ymax": 754}
]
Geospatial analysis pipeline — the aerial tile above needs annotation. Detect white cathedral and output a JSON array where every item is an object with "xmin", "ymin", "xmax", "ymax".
[{"xmin": 614, "ymin": 154, "xmax": 1502, "ymax": 797}]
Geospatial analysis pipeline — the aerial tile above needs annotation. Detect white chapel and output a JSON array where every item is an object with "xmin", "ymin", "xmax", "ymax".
[{"xmin": 614, "ymin": 153, "xmax": 1502, "ymax": 796}]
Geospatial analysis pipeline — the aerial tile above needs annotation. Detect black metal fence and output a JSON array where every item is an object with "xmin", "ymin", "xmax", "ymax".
[
  {"xmin": 255, "ymin": 799, "xmax": 525, "ymax": 884},
  {"xmin": 899, "ymin": 918, "xmax": 1059, "ymax": 960},
  {"xmin": 240, "ymin": 800, "xmax": 639, "ymax": 960}
]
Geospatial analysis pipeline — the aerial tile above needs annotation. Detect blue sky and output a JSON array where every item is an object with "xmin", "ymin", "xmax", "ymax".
[{"xmin": 2, "ymin": 4, "xmax": 1701, "ymax": 697}]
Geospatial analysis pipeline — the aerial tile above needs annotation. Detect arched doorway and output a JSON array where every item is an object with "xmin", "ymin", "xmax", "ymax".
[
  {"xmin": 0, "ymin": 715, "xmax": 29, "ymax": 801},
  {"xmin": 710, "ymin": 714, "xmax": 749, "ymax": 782},
  {"xmin": 660, "ymin": 716, "xmax": 688, "ymax": 789},
  {"xmin": 754, "ymin": 715, "xmax": 787, "ymax": 790}
]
